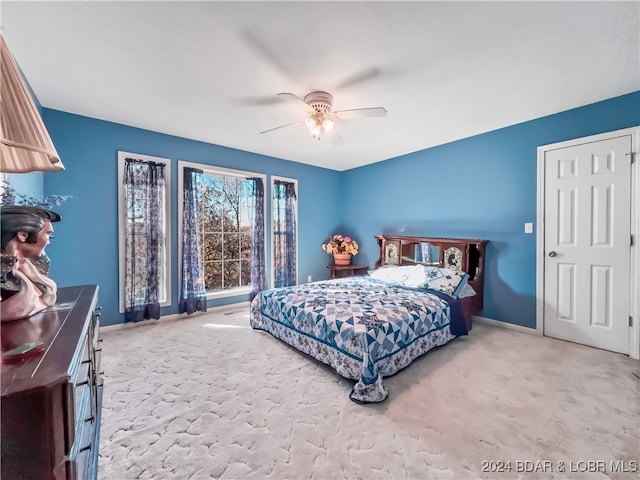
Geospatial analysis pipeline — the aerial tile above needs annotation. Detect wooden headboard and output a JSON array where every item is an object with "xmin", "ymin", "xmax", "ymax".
[{"xmin": 374, "ymin": 235, "xmax": 488, "ymax": 321}]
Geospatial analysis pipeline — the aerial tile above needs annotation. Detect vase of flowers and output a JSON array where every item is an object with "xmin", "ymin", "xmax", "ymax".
[
  {"xmin": 322, "ymin": 234, "xmax": 359, "ymax": 266},
  {"xmin": 333, "ymin": 252, "xmax": 351, "ymax": 265}
]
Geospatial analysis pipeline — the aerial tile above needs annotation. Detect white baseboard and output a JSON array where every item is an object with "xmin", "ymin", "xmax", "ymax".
[
  {"xmin": 101, "ymin": 301, "xmax": 251, "ymax": 333},
  {"xmin": 473, "ymin": 315, "xmax": 539, "ymax": 335}
]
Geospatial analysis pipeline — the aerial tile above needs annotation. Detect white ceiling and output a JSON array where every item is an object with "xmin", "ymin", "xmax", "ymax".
[{"xmin": 2, "ymin": 1, "xmax": 638, "ymax": 171}]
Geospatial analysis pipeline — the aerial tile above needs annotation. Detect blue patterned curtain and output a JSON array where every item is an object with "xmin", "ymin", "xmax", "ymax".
[
  {"xmin": 179, "ymin": 167, "xmax": 208, "ymax": 314},
  {"xmin": 273, "ymin": 180, "xmax": 297, "ymax": 288},
  {"xmin": 123, "ymin": 158, "xmax": 165, "ymax": 323},
  {"xmin": 246, "ymin": 177, "xmax": 266, "ymax": 299}
]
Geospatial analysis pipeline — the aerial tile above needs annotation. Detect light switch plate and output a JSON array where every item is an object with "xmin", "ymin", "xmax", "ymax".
[{"xmin": 524, "ymin": 222, "xmax": 534, "ymax": 234}]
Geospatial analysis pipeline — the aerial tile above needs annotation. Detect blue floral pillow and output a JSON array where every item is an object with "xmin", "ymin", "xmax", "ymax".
[{"xmin": 421, "ymin": 267, "xmax": 469, "ymax": 297}]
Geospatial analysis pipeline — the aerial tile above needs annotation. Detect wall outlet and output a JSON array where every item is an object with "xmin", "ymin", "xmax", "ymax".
[
  {"xmin": 307, "ymin": 275, "xmax": 312, "ymax": 283},
  {"xmin": 524, "ymin": 222, "xmax": 534, "ymax": 234}
]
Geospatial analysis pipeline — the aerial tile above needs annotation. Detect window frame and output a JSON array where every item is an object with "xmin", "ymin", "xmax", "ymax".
[
  {"xmin": 117, "ymin": 151, "xmax": 172, "ymax": 312},
  {"xmin": 270, "ymin": 175, "xmax": 299, "ymax": 288},
  {"xmin": 178, "ymin": 160, "xmax": 266, "ymax": 300}
]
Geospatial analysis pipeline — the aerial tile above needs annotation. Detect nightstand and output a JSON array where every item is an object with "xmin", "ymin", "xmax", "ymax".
[{"xmin": 327, "ymin": 264, "xmax": 368, "ymax": 279}]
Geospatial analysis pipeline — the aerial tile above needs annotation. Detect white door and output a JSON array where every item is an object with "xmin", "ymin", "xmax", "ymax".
[{"xmin": 543, "ymin": 134, "xmax": 632, "ymax": 354}]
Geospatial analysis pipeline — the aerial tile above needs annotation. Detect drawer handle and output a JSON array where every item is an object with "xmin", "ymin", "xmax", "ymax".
[
  {"xmin": 85, "ymin": 416, "xmax": 95, "ymax": 423},
  {"xmin": 76, "ymin": 380, "xmax": 89, "ymax": 387},
  {"xmin": 79, "ymin": 444, "xmax": 92, "ymax": 453}
]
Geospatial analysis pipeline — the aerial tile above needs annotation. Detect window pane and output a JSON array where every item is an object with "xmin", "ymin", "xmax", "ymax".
[
  {"xmin": 202, "ymin": 202, "xmax": 222, "ymax": 232},
  {"xmin": 240, "ymin": 230, "xmax": 251, "ymax": 259},
  {"xmin": 202, "ymin": 178, "xmax": 223, "ymax": 232},
  {"xmin": 131, "ymin": 235, "xmax": 148, "ymax": 302},
  {"xmin": 223, "ymin": 260, "xmax": 240, "ymax": 289},
  {"xmin": 224, "ymin": 233, "xmax": 240, "ymax": 259},
  {"xmin": 204, "ymin": 261, "xmax": 223, "ymax": 291},
  {"xmin": 240, "ymin": 260, "xmax": 251, "ymax": 286},
  {"xmin": 131, "ymin": 192, "xmax": 147, "ymax": 228},
  {"xmin": 203, "ymin": 233, "xmax": 222, "ymax": 261},
  {"xmin": 131, "ymin": 234, "xmax": 148, "ymax": 262},
  {"xmin": 223, "ymin": 204, "xmax": 240, "ymax": 232}
]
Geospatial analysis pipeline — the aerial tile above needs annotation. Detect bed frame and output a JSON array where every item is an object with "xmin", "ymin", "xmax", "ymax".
[{"xmin": 374, "ymin": 235, "xmax": 487, "ymax": 328}]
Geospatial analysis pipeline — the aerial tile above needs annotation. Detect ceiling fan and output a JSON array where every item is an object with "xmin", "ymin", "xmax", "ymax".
[{"xmin": 259, "ymin": 91, "xmax": 387, "ymax": 144}]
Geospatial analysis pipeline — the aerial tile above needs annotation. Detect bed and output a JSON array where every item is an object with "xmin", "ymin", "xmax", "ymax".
[{"xmin": 250, "ymin": 235, "xmax": 487, "ymax": 403}]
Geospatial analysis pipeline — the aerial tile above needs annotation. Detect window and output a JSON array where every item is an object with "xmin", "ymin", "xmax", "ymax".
[
  {"xmin": 271, "ymin": 176, "xmax": 298, "ymax": 287},
  {"xmin": 179, "ymin": 161, "xmax": 265, "ymax": 298},
  {"xmin": 117, "ymin": 151, "xmax": 171, "ymax": 313}
]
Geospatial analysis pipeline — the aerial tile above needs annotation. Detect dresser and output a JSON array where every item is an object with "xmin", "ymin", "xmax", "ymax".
[{"xmin": 1, "ymin": 285, "xmax": 103, "ymax": 480}]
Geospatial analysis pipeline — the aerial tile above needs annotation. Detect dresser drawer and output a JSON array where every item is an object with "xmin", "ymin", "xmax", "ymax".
[
  {"xmin": 70, "ymin": 407, "xmax": 96, "ymax": 479},
  {"xmin": 64, "ymin": 336, "xmax": 92, "ymax": 457}
]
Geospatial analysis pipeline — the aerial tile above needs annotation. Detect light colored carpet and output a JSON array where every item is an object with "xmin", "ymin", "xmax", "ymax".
[{"xmin": 98, "ymin": 308, "xmax": 639, "ymax": 480}]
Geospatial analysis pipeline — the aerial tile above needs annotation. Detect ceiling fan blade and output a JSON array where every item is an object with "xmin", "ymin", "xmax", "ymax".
[
  {"xmin": 333, "ymin": 107, "xmax": 388, "ymax": 119},
  {"xmin": 333, "ymin": 67, "xmax": 381, "ymax": 90},
  {"xmin": 259, "ymin": 121, "xmax": 300, "ymax": 135},
  {"xmin": 242, "ymin": 31, "xmax": 299, "ymax": 84},
  {"xmin": 232, "ymin": 96, "xmax": 286, "ymax": 106},
  {"xmin": 328, "ymin": 131, "xmax": 344, "ymax": 146},
  {"xmin": 277, "ymin": 92, "xmax": 313, "ymax": 113}
]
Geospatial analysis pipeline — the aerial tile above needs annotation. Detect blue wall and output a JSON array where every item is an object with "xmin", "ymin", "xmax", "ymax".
[
  {"xmin": 342, "ymin": 91, "xmax": 640, "ymax": 328},
  {"xmin": 40, "ymin": 92, "xmax": 639, "ymax": 328},
  {"xmin": 42, "ymin": 109, "xmax": 342, "ymax": 326},
  {"xmin": 4, "ymin": 172, "xmax": 43, "ymax": 201}
]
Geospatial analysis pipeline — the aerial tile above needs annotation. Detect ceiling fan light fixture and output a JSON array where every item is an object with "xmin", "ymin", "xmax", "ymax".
[
  {"xmin": 261, "ymin": 90, "xmax": 387, "ymax": 144},
  {"xmin": 310, "ymin": 126, "xmax": 321, "ymax": 139},
  {"xmin": 306, "ymin": 114, "xmax": 334, "ymax": 139},
  {"xmin": 322, "ymin": 118, "xmax": 335, "ymax": 133},
  {"xmin": 304, "ymin": 117, "xmax": 317, "ymax": 130}
]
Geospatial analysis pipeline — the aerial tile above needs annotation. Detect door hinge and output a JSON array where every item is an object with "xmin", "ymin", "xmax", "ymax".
[
  {"xmin": 630, "ymin": 316, "xmax": 633, "ymax": 327},
  {"xmin": 627, "ymin": 152, "xmax": 636, "ymax": 164},
  {"xmin": 632, "ymin": 235, "xmax": 635, "ymax": 246}
]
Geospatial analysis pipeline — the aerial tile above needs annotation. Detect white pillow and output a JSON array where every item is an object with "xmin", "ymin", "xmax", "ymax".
[{"xmin": 368, "ymin": 265, "xmax": 428, "ymax": 288}]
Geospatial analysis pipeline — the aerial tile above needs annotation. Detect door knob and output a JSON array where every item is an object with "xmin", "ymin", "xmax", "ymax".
[{"xmin": 548, "ymin": 251, "xmax": 557, "ymax": 257}]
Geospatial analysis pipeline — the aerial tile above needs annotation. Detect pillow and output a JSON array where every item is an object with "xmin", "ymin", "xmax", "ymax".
[
  {"xmin": 368, "ymin": 265, "xmax": 429, "ymax": 288},
  {"xmin": 369, "ymin": 265, "xmax": 471, "ymax": 297},
  {"xmin": 421, "ymin": 267, "xmax": 470, "ymax": 298}
]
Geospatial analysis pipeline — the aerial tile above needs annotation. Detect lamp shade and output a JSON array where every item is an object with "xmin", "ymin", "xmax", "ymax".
[{"xmin": 0, "ymin": 34, "xmax": 64, "ymax": 173}]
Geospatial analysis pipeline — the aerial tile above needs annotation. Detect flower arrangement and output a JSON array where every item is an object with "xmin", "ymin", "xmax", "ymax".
[{"xmin": 321, "ymin": 234, "xmax": 359, "ymax": 256}]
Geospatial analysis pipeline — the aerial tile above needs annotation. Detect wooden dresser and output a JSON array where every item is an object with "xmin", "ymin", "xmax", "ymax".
[{"xmin": 1, "ymin": 285, "xmax": 103, "ymax": 480}]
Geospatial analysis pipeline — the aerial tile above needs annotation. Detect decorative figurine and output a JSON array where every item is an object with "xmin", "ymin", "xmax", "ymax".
[{"xmin": 1, "ymin": 205, "xmax": 61, "ymax": 321}]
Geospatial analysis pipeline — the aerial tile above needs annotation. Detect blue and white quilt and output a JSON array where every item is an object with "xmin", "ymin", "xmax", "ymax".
[{"xmin": 250, "ymin": 277, "xmax": 468, "ymax": 403}]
